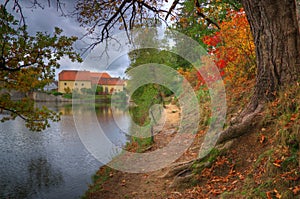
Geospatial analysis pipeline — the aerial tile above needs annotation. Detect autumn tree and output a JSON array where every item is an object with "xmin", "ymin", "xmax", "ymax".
[
  {"xmin": 0, "ymin": 2, "xmax": 81, "ymax": 131},
  {"xmin": 175, "ymin": 0, "xmax": 241, "ymax": 44},
  {"xmin": 79, "ymin": 0, "xmax": 298, "ymax": 141},
  {"xmin": 217, "ymin": 0, "xmax": 300, "ymax": 144},
  {"xmin": 75, "ymin": 0, "xmax": 299, "ymax": 150},
  {"xmin": 202, "ymin": 9, "xmax": 256, "ymax": 86}
]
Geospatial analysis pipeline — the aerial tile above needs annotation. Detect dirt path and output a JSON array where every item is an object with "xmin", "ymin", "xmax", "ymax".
[
  {"xmin": 84, "ymin": 95, "xmax": 277, "ymax": 199},
  {"xmin": 84, "ymin": 79, "xmax": 295, "ymax": 199},
  {"xmin": 86, "ymin": 104, "xmax": 200, "ymax": 199}
]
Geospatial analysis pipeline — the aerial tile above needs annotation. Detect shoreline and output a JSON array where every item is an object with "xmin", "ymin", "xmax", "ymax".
[{"xmin": 82, "ymin": 103, "xmax": 200, "ymax": 198}]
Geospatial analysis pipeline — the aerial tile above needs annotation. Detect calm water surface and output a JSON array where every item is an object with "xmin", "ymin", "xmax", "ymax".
[{"xmin": 0, "ymin": 103, "xmax": 130, "ymax": 199}]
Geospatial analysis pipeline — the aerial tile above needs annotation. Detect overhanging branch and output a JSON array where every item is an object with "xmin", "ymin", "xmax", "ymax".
[
  {"xmin": 194, "ymin": 0, "xmax": 220, "ymax": 29},
  {"xmin": 165, "ymin": 0, "xmax": 180, "ymax": 20}
]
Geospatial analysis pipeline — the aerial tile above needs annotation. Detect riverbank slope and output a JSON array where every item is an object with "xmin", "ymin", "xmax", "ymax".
[{"xmin": 83, "ymin": 80, "xmax": 300, "ymax": 198}]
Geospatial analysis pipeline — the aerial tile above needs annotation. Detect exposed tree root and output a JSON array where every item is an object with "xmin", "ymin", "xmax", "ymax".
[
  {"xmin": 216, "ymin": 103, "xmax": 264, "ymax": 144},
  {"xmin": 159, "ymin": 160, "xmax": 194, "ymax": 179},
  {"xmin": 160, "ymin": 161, "xmax": 195, "ymax": 188},
  {"xmin": 162, "ymin": 102, "xmax": 265, "ymax": 188},
  {"xmin": 165, "ymin": 140, "xmax": 235, "ymax": 188}
]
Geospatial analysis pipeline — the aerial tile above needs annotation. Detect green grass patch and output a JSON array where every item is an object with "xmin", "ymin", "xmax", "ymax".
[
  {"xmin": 192, "ymin": 148, "xmax": 220, "ymax": 173},
  {"xmin": 81, "ymin": 166, "xmax": 112, "ymax": 199}
]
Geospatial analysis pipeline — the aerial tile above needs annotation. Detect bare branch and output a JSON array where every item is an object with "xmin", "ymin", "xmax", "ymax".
[
  {"xmin": 194, "ymin": 0, "xmax": 220, "ymax": 29},
  {"xmin": 76, "ymin": 0, "xmax": 178, "ymax": 49},
  {"xmin": 11, "ymin": 0, "xmax": 26, "ymax": 26},
  {"xmin": 100, "ymin": 0, "xmax": 129, "ymax": 42},
  {"xmin": 138, "ymin": 0, "xmax": 169, "ymax": 15},
  {"xmin": 130, "ymin": 2, "xmax": 137, "ymax": 29},
  {"xmin": 4, "ymin": 0, "xmax": 67, "ymax": 26},
  {"xmin": 120, "ymin": 8, "xmax": 132, "ymax": 43},
  {"xmin": 165, "ymin": 0, "xmax": 180, "ymax": 20}
]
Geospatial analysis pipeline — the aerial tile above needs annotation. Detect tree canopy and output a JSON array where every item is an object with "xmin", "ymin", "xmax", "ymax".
[
  {"xmin": 1, "ymin": 0, "xmax": 300, "ymax": 197},
  {"xmin": 1, "ymin": 0, "xmax": 299, "ymax": 135},
  {"xmin": 74, "ymin": 0, "xmax": 300, "ymax": 150},
  {"xmin": 0, "ymin": 3, "xmax": 81, "ymax": 131}
]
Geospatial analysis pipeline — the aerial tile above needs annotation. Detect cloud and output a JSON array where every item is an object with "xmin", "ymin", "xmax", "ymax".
[
  {"xmin": 6, "ymin": 1, "xmax": 131, "ymax": 77},
  {"xmin": 15, "ymin": 1, "xmax": 129, "ymax": 78},
  {"xmin": 56, "ymin": 52, "xmax": 130, "ymax": 80}
]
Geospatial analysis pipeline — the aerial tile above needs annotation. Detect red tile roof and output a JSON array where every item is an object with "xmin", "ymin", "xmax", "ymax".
[
  {"xmin": 90, "ymin": 72, "xmax": 111, "ymax": 84},
  {"xmin": 59, "ymin": 70, "xmax": 90, "ymax": 81},
  {"xmin": 98, "ymin": 78, "xmax": 125, "ymax": 86},
  {"xmin": 58, "ymin": 70, "xmax": 124, "ymax": 86},
  {"xmin": 90, "ymin": 72, "xmax": 111, "ymax": 78}
]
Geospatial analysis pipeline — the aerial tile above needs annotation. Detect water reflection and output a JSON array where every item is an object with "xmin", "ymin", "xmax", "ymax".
[
  {"xmin": 59, "ymin": 103, "xmax": 73, "ymax": 115},
  {"xmin": 27, "ymin": 157, "xmax": 64, "ymax": 190},
  {"xmin": 1, "ymin": 157, "xmax": 64, "ymax": 199},
  {"xmin": 0, "ymin": 102, "xmax": 130, "ymax": 199},
  {"xmin": 72, "ymin": 103, "xmax": 130, "ymax": 165}
]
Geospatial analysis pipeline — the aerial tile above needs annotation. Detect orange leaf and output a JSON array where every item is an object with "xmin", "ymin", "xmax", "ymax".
[
  {"xmin": 231, "ymin": 180, "xmax": 238, "ymax": 185},
  {"xmin": 260, "ymin": 134, "xmax": 266, "ymax": 144},
  {"xmin": 290, "ymin": 114, "xmax": 297, "ymax": 121},
  {"xmin": 291, "ymin": 185, "xmax": 300, "ymax": 195},
  {"xmin": 274, "ymin": 189, "xmax": 281, "ymax": 198},
  {"xmin": 121, "ymin": 179, "xmax": 126, "ymax": 186},
  {"xmin": 274, "ymin": 159, "xmax": 283, "ymax": 164},
  {"xmin": 266, "ymin": 191, "xmax": 272, "ymax": 199},
  {"xmin": 273, "ymin": 162, "xmax": 281, "ymax": 168},
  {"xmin": 273, "ymin": 159, "xmax": 283, "ymax": 168}
]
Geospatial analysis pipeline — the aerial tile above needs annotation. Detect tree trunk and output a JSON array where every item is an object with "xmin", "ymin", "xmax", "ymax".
[
  {"xmin": 157, "ymin": 0, "xmax": 300, "ymax": 187},
  {"xmin": 297, "ymin": 0, "xmax": 300, "ymax": 28},
  {"xmin": 242, "ymin": 0, "xmax": 300, "ymax": 106},
  {"xmin": 163, "ymin": 0, "xmax": 300, "ymax": 187},
  {"xmin": 216, "ymin": 0, "xmax": 300, "ymax": 143}
]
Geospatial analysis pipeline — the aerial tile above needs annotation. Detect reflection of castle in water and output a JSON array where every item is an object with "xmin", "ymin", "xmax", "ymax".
[
  {"xmin": 61, "ymin": 103, "xmax": 130, "ymax": 160},
  {"xmin": 58, "ymin": 104, "xmax": 72, "ymax": 115},
  {"xmin": 96, "ymin": 105, "xmax": 130, "ymax": 136},
  {"xmin": 97, "ymin": 105, "xmax": 112, "ymax": 116},
  {"xmin": 96, "ymin": 105, "xmax": 127, "ymax": 118},
  {"xmin": 58, "ymin": 103, "xmax": 130, "ymax": 140},
  {"xmin": 58, "ymin": 103, "xmax": 128, "ymax": 118}
]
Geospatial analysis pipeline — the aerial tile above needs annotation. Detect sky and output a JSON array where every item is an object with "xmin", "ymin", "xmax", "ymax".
[{"xmin": 7, "ymin": 0, "xmax": 131, "ymax": 79}]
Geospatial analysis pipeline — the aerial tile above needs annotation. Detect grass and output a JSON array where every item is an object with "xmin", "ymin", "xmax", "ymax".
[
  {"xmin": 192, "ymin": 148, "xmax": 220, "ymax": 173},
  {"xmin": 82, "ymin": 79, "xmax": 300, "ymax": 198},
  {"xmin": 125, "ymin": 133, "xmax": 154, "ymax": 153},
  {"xmin": 171, "ymin": 80, "xmax": 299, "ymax": 198},
  {"xmin": 81, "ymin": 166, "xmax": 112, "ymax": 199},
  {"xmin": 239, "ymin": 83, "xmax": 300, "ymax": 198}
]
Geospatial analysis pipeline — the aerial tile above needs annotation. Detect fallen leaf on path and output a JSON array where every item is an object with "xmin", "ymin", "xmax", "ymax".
[
  {"xmin": 273, "ymin": 159, "xmax": 282, "ymax": 167},
  {"xmin": 290, "ymin": 185, "xmax": 300, "ymax": 195},
  {"xmin": 266, "ymin": 191, "xmax": 272, "ymax": 199},
  {"xmin": 121, "ymin": 179, "xmax": 126, "ymax": 186},
  {"xmin": 274, "ymin": 189, "xmax": 281, "ymax": 198},
  {"xmin": 260, "ymin": 134, "xmax": 266, "ymax": 144}
]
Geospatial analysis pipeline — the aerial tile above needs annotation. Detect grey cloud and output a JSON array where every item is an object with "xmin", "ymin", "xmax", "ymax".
[{"xmin": 5, "ymin": 1, "xmax": 130, "ymax": 77}]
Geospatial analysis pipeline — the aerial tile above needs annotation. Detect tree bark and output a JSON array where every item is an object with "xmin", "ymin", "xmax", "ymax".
[
  {"xmin": 215, "ymin": 0, "xmax": 300, "ymax": 144},
  {"xmin": 242, "ymin": 0, "xmax": 300, "ymax": 105},
  {"xmin": 297, "ymin": 0, "xmax": 300, "ymax": 28},
  {"xmin": 160, "ymin": 0, "xmax": 300, "ymax": 187},
  {"xmin": 154, "ymin": 0, "xmax": 300, "ymax": 188}
]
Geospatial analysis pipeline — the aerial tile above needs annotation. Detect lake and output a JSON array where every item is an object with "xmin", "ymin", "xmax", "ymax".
[{"xmin": 0, "ymin": 102, "xmax": 130, "ymax": 199}]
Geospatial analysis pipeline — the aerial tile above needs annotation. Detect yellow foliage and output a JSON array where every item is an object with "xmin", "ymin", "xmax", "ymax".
[{"xmin": 203, "ymin": 10, "xmax": 256, "ymax": 86}]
